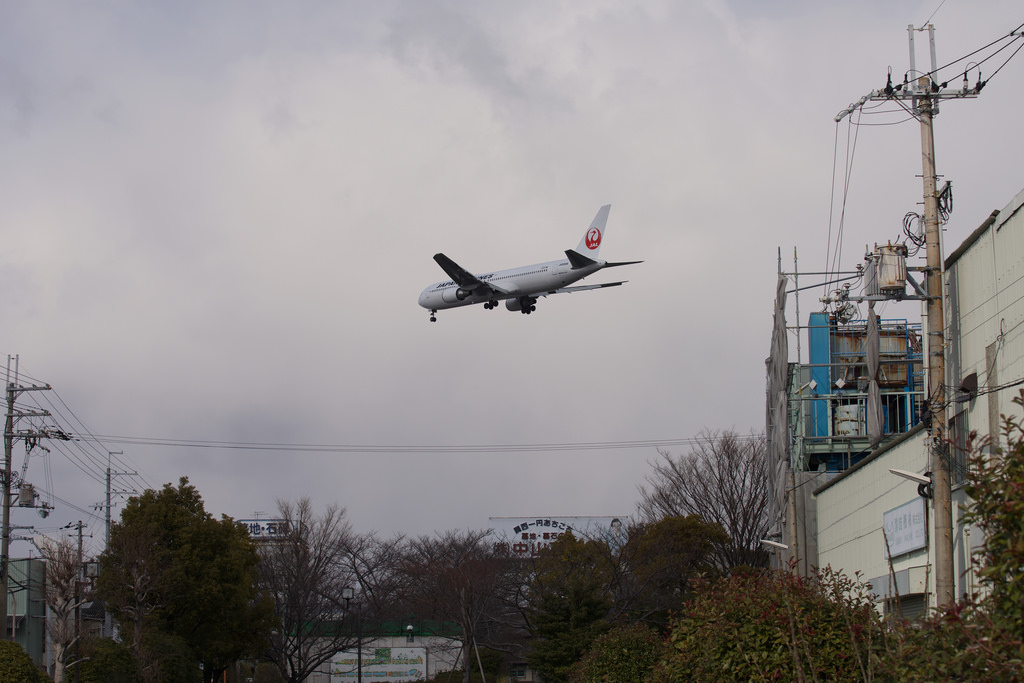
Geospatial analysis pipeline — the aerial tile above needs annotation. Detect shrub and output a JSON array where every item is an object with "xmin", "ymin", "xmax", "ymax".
[
  {"xmin": 654, "ymin": 567, "xmax": 884, "ymax": 683},
  {"xmin": 79, "ymin": 638, "xmax": 141, "ymax": 683},
  {"xmin": 878, "ymin": 395, "xmax": 1024, "ymax": 681},
  {"xmin": 0, "ymin": 640, "xmax": 48, "ymax": 683},
  {"xmin": 569, "ymin": 622, "xmax": 664, "ymax": 683}
]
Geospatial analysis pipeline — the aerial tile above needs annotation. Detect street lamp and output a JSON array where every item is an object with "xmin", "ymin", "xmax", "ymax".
[
  {"xmin": 889, "ymin": 468, "xmax": 933, "ymax": 498},
  {"xmin": 341, "ymin": 587, "xmax": 362, "ymax": 683},
  {"xmin": 761, "ymin": 539, "xmax": 789, "ymax": 570}
]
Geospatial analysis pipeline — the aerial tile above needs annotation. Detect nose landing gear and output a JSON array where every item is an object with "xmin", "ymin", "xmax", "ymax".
[{"xmin": 429, "ymin": 310, "xmax": 437, "ymax": 322}]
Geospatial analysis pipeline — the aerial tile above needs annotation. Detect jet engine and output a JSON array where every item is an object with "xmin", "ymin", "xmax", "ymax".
[
  {"xmin": 442, "ymin": 287, "xmax": 476, "ymax": 304},
  {"xmin": 506, "ymin": 296, "xmax": 537, "ymax": 314}
]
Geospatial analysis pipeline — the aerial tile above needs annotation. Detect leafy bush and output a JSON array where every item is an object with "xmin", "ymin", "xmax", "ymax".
[
  {"xmin": 0, "ymin": 640, "xmax": 48, "ymax": 683},
  {"xmin": 965, "ymin": 395, "xmax": 1024, "ymax": 648},
  {"xmin": 879, "ymin": 395, "xmax": 1024, "ymax": 681},
  {"xmin": 569, "ymin": 622, "xmax": 664, "ymax": 683},
  {"xmin": 654, "ymin": 567, "xmax": 884, "ymax": 683},
  {"xmin": 79, "ymin": 638, "xmax": 141, "ymax": 683}
]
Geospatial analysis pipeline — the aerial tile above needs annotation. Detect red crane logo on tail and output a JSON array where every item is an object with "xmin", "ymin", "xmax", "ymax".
[{"xmin": 585, "ymin": 227, "xmax": 602, "ymax": 250}]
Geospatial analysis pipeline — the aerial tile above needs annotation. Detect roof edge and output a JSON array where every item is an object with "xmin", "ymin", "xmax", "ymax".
[{"xmin": 813, "ymin": 422, "xmax": 927, "ymax": 496}]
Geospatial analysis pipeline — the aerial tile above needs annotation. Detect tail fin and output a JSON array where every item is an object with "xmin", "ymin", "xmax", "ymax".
[{"xmin": 573, "ymin": 204, "xmax": 611, "ymax": 259}]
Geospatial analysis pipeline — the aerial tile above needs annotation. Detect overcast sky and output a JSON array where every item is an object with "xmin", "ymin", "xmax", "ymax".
[{"xmin": 2, "ymin": 1, "xmax": 1021, "ymax": 557}]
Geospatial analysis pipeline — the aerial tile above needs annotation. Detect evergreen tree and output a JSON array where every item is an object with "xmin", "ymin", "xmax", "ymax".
[
  {"xmin": 97, "ymin": 478, "xmax": 274, "ymax": 683},
  {"xmin": 525, "ymin": 534, "xmax": 613, "ymax": 683}
]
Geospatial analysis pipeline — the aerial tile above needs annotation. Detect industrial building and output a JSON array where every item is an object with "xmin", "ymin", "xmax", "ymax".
[
  {"xmin": 767, "ymin": 184, "xmax": 1024, "ymax": 614},
  {"xmin": 5, "ymin": 558, "xmax": 46, "ymax": 667}
]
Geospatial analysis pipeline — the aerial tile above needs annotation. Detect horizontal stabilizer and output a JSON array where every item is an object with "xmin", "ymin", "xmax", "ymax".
[
  {"xmin": 544, "ymin": 281, "xmax": 627, "ymax": 296},
  {"xmin": 603, "ymin": 260, "xmax": 644, "ymax": 268}
]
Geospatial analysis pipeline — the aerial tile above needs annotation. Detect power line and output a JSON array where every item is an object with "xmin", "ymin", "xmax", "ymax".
[
  {"xmin": 918, "ymin": 0, "xmax": 948, "ymax": 29},
  {"xmin": 80, "ymin": 433, "xmax": 763, "ymax": 455},
  {"xmin": 9, "ymin": 366, "xmax": 152, "ymax": 492}
]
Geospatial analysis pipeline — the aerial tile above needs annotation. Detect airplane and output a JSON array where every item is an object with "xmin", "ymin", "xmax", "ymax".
[{"xmin": 418, "ymin": 204, "xmax": 641, "ymax": 322}]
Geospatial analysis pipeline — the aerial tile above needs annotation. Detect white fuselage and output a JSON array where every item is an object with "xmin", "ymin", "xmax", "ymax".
[{"xmin": 418, "ymin": 258, "xmax": 605, "ymax": 310}]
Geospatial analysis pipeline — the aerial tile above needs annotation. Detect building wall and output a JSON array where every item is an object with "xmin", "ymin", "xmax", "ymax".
[
  {"xmin": 6, "ymin": 558, "xmax": 46, "ymax": 668},
  {"xmin": 816, "ymin": 185, "xmax": 1024, "ymax": 613},
  {"xmin": 946, "ymin": 189, "xmax": 1024, "ymax": 456},
  {"xmin": 817, "ymin": 429, "xmax": 981, "ymax": 611},
  {"xmin": 816, "ymin": 431, "xmax": 927, "ymax": 598}
]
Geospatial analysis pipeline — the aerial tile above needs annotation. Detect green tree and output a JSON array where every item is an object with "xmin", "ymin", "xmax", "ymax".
[
  {"xmin": 568, "ymin": 623, "xmax": 664, "ymax": 683},
  {"xmin": 0, "ymin": 640, "xmax": 47, "ymax": 683},
  {"xmin": 525, "ymin": 534, "xmax": 614, "ymax": 683},
  {"xmin": 97, "ymin": 478, "xmax": 274, "ymax": 683}
]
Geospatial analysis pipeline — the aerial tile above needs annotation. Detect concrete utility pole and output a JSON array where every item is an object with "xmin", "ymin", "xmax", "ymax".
[
  {"xmin": 917, "ymin": 80, "xmax": 955, "ymax": 610},
  {"xmin": 68, "ymin": 520, "xmax": 85, "ymax": 683},
  {"xmin": 3, "ymin": 356, "xmax": 53, "ymax": 639},
  {"xmin": 852, "ymin": 23, "xmax": 982, "ymax": 611},
  {"xmin": 101, "ymin": 451, "xmax": 135, "ymax": 638}
]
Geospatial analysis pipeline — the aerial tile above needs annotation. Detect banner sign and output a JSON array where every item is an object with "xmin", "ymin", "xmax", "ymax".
[
  {"xmin": 238, "ymin": 519, "xmax": 290, "ymax": 540},
  {"xmin": 489, "ymin": 516, "xmax": 628, "ymax": 556},
  {"xmin": 331, "ymin": 647, "xmax": 426, "ymax": 681}
]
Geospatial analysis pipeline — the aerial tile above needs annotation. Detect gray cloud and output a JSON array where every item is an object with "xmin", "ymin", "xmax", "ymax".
[{"xmin": 1, "ymin": 1, "xmax": 1021, "ymax": 551}]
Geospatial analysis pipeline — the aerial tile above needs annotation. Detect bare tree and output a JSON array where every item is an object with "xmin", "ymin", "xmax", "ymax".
[
  {"xmin": 637, "ymin": 429, "xmax": 769, "ymax": 570},
  {"xmin": 35, "ymin": 535, "xmax": 88, "ymax": 683},
  {"xmin": 397, "ymin": 529, "xmax": 518, "ymax": 683},
  {"xmin": 341, "ymin": 529, "xmax": 406, "ymax": 622},
  {"xmin": 257, "ymin": 498, "xmax": 359, "ymax": 683}
]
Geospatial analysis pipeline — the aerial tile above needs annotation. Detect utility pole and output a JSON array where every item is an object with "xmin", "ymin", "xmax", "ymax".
[
  {"xmin": 101, "ymin": 451, "xmax": 135, "ymax": 639},
  {"xmin": 3, "ymin": 356, "xmax": 53, "ymax": 639},
  {"xmin": 846, "ymin": 24, "xmax": 982, "ymax": 610},
  {"xmin": 105, "ymin": 452, "xmax": 117, "ymax": 641},
  {"xmin": 66, "ymin": 520, "xmax": 85, "ymax": 683},
  {"xmin": 917, "ymin": 78, "xmax": 955, "ymax": 610},
  {"xmin": 102, "ymin": 452, "xmax": 136, "ymax": 547}
]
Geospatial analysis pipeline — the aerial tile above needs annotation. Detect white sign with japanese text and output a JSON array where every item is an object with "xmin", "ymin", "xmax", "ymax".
[
  {"xmin": 882, "ymin": 498, "xmax": 927, "ymax": 558},
  {"xmin": 238, "ymin": 519, "xmax": 290, "ymax": 540},
  {"xmin": 489, "ymin": 516, "xmax": 628, "ymax": 556}
]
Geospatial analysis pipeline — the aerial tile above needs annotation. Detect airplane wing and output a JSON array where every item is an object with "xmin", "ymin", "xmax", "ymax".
[
  {"xmin": 433, "ymin": 253, "xmax": 510, "ymax": 297},
  {"xmin": 541, "ymin": 281, "xmax": 627, "ymax": 297}
]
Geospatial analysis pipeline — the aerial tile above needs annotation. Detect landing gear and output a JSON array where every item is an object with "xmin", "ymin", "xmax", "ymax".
[
  {"xmin": 519, "ymin": 297, "xmax": 537, "ymax": 314},
  {"xmin": 429, "ymin": 310, "xmax": 437, "ymax": 322},
  {"xmin": 483, "ymin": 299, "xmax": 499, "ymax": 310}
]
